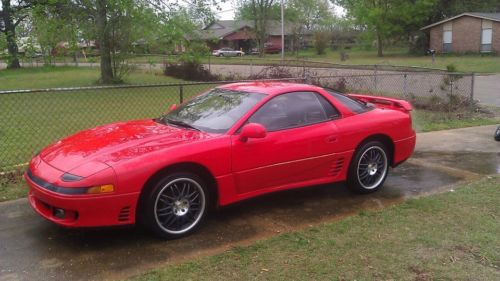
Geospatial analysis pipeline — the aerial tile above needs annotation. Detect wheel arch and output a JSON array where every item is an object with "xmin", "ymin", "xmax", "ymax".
[
  {"xmin": 136, "ymin": 162, "xmax": 219, "ymax": 221},
  {"xmin": 354, "ymin": 134, "xmax": 395, "ymax": 166}
]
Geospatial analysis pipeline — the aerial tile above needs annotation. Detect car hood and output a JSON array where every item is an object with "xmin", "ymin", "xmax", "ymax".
[{"xmin": 40, "ymin": 119, "xmax": 215, "ymax": 173}]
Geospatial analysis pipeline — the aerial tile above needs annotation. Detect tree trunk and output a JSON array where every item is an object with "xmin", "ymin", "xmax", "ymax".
[
  {"xmin": 376, "ymin": 29, "xmax": 383, "ymax": 57},
  {"xmin": 96, "ymin": 0, "xmax": 114, "ymax": 84},
  {"xmin": 1, "ymin": 0, "xmax": 21, "ymax": 69}
]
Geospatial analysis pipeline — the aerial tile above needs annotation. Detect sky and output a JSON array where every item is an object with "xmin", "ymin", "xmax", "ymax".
[{"xmin": 213, "ymin": 0, "xmax": 345, "ymax": 20}]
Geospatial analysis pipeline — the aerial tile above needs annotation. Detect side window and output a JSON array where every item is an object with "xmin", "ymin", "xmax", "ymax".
[
  {"xmin": 248, "ymin": 92, "xmax": 338, "ymax": 132},
  {"xmin": 316, "ymin": 93, "xmax": 341, "ymax": 119},
  {"xmin": 325, "ymin": 89, "xmax": 370, "ymax": 114}
]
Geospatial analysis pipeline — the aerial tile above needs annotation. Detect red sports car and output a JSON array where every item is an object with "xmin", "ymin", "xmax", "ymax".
[{"xmin": 25, "ymin": 82, "xmax": 416, "ymax": 239}]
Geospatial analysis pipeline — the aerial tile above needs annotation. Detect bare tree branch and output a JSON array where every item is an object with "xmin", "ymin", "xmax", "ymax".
[{"xmin": 13, "ymin": 14, "xmax": 29, "ymax": 27}]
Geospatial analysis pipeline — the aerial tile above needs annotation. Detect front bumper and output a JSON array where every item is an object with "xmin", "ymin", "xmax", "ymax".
[{"xmin": 25, "ymin": 167, "xmax": 140, "ymax": 228}]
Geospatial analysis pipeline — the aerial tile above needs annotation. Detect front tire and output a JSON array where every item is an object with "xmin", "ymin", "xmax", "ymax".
[
  {"xmin": 347, "ymin": 141, "xmax": 389, "ymax": 194},
  {"xmin": 141, "ymin": 172, "xmax": 209, "ymax": 239}
]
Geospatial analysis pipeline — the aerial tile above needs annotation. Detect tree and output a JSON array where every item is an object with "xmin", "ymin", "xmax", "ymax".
[
  {"xmin": 37, "ymin": 0, "xmax": 164, "ymax": 84},
  {"xmin": 289, "ymin": 0, "xmax": 334, "ymax": 31},
  {"xmin": 0, "ymin": 31, "xmax": 6, "ymax": 52},
  {"xmin": 287, "ymin": 0, "xmax": 337, "ymax": 52},
  {"xmin": 236, "ymin": 0, "xmax": 275, "ymax": 55},
  {"xmin": 31, "ymin": 3, "xmax": 78, "ymax": 65},
  {"xmin": 71, "ymin": 0, "xmax": 214, "ymax": 84},
  {"xmin": 333, "ymin": 0, "xmax": 438, "ymax": 57},
  {"xmin": 0, "ymin": 0, "xmax": 31, "ymax": 69},
  {"xmin": 426, "ymin": 0, "xmax": 500, "ymax": 24},
  {"xmin": 313, "ymin": 31, "xmax": 329, "ymax": 54}
]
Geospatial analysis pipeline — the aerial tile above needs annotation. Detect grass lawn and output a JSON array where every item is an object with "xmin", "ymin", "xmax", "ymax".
[
  {"xmin": 205, "ymin": 48, "xmax": 500, "ymax": 73},
  {"xmin": 0, "ymin": 66, "xmax": 183, "ymax": 90},
  {"xmin": 0, "ymin": 80, "xmax": 215, "ymax": 172},
  {"xmin": 0, "ymin": 171, "xmax": 26, "ymax": 201},
  {"xmin": 130, "ymin": 176, "xmax": 500, "ymax": 281},
  {"xmin": 412, "ymin": 109, "xmax": 500, "ymax": 132}
]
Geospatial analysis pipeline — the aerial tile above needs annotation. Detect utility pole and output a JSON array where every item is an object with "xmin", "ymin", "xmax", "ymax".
[{"xmin": 280, "ymin": 0, "xmax": 284, "ymax": 62}]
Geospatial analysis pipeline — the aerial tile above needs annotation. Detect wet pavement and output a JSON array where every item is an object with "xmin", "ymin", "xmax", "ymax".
[{"xmin": 1, "ymin": 126, "xmax": 499, "ymax": 281}]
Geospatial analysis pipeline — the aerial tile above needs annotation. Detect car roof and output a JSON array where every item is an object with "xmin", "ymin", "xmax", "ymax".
[{"xmin": 217, "ymin": 82, "xmax": 324, "ymax": 96}]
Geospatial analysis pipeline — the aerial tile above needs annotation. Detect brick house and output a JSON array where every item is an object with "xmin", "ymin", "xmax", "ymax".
[
  {"xmin": 421, "ymin": 13, "xmax": 500, "ymax": 53},
  {"xmin": 199, "ymin": 20, "xmax": 296, "ymax": 53}
]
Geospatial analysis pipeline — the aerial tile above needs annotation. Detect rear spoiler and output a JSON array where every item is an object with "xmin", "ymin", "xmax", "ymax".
[{"xmin": 348, "ymin": 94, "xmax": 413, "ymax": 112}]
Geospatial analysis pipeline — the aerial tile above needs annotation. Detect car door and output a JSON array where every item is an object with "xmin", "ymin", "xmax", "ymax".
[{"xmin": 231, "ymin": 91, "xmax": 342, "ymax": 194}]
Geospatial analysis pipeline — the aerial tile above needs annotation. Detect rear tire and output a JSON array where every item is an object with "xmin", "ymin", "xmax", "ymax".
[
  {"xmin": 141, "ymin": 172, "xmax": 209, "ymax": 239},
  {"xmin": 347, "ymin": 141, "xmax": 389, "ymax": 194}
]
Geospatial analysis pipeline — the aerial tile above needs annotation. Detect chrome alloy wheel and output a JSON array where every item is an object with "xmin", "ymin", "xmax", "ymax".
[
  {"xmin": 356, "ymin": 146, "xmax": 388, "ymax": 190},
  {"xmin": 154, "ymin": 178, "xmax": 206, "ymax": 235}
]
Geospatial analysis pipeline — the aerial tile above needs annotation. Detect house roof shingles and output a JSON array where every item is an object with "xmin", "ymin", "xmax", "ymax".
[
  {"xmin": 199, "ymin": 20, "xmax": 295, "ymax": 40},
  {"xmin": 421, "ymin": 12, "xmax": 500, "ymax": 30}
]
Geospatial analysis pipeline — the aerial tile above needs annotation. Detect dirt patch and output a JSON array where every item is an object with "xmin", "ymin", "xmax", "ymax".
[{"xmin": 409, "ymin": 266, "xmax": 434, "ymax": 281}]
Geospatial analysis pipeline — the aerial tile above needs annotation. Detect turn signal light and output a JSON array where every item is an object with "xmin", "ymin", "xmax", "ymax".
[{"xmin": 87, "ymin": 184, "xmax": 114, "ymax": 194}]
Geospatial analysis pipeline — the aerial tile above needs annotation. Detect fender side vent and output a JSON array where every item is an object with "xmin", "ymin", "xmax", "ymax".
[
  {"xmin": 329, "ymin": 157, "xmax": 345, "ymax": 176},
  {"xmin": 118, "ymin": 206, "xmax": 131, "ymax": 222}
]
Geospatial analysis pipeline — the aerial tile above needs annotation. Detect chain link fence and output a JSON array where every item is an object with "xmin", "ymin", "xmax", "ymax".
[
  {"xmin": 310, "ymin": 72, "xmax": 475, "ymax": 111},
  {"xmin": 0, "ymin": 72, "xmax": 474, "ymax": 173},
  {"xmin": 0, "ymin": 79, "xmax": 305, "ymax": 172}
]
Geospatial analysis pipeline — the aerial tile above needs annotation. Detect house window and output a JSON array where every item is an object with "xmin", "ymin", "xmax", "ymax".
[
  {"xmin": 442, "ymin": 22, "xmax": 452, "ymax": 53},
  {"xmin": 481, "ymin": 20, "xmax": 493, "ymax": 52}
]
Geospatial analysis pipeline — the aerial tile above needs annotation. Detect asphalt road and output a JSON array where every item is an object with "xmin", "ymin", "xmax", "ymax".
[
  {"xmin": 474, "ymin": 74, "xmax": 500, "ymax": 107},
  {"xmin": 1, "ymin": 125, "xmax": 499, "ymax": 281}
]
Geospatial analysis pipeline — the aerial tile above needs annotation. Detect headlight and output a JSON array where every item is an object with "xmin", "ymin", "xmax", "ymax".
[{"xmin": 61, "ymin": 173, "xmax": 84, "ymax": 182}]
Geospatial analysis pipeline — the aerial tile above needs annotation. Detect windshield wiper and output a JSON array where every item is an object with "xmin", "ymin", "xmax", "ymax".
[{"xmin": 165, "ymin": 118, "xmax": 200, "ymax": 131}]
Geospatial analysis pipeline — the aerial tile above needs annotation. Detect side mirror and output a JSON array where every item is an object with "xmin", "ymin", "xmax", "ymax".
[
  {"xmin": 168, "ymin": 104, "xmax": 178, "ymax": 112},
  {"xmin": 239, "ymin": 123, "xmax": 267, "ymax": 142}
]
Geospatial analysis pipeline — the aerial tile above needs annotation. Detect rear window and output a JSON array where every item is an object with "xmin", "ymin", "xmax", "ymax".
[{"xmin": 325, "ymin": 89, "xmax": 372, "ymax": 114}]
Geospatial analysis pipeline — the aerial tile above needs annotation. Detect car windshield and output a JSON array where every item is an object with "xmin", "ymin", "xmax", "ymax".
[{"xmin": 158, "ymin": 88, "xmax": 266, "ymax": 133}]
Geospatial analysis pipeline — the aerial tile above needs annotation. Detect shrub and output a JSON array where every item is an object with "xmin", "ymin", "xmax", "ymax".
[
  {"xmin": 164, "ymin": 62, "xmax": 219, "ymax": 81},
  {"xmin": 446, "ymin": 64, "xmax": 458, "ymax": 72},
  {"xmin": 310, "ymin": 77, "xmax": 347, "ymax": 93},
  {"xmin": 248, "ymin": 65, "xmax": 295, "ymax": 79},
  {"xmin": 313, "ymin": 31, "xmax": 330, "ymax": 55}
]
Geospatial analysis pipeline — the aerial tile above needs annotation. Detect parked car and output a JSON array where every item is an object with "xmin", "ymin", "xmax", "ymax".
[
  {"xmin": 25, "ymin": 82, "xmax": 416, "ymax": 239},
  {"xmin": 249, "ymin": 43, "xmax": 283, "ymax": 55},
  {"xmin": 263, "ymin": 43, "xmax": 282, "ymax": 54},
  {"xmin": 212, "ymin": 47, "xmax": 244, "ymax": 57}
]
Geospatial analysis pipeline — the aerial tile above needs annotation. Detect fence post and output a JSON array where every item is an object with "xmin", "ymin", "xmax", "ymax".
[
  {"xmin": 450, "ymin": 77, "xmax": 453, "ymax": 97},
  {"xmin": 179, "ymin": 85, "xmax": 184, "ymax": 104},
  {"xmin": 302, "ymin": 58, "xmax": 306, "ymax": 79},
  {"xmin": 403, "ymin": 73, "xmax": 408, "ymax": 98},
  {"xmin": 470, "ymin": 72, "xmax": 475, "ymax": 104},
  {"xmin": 374, "ymin": 64, "xmax": 378, "ymax": 92},
  {"xmin": 208, "ymin": 54, "xmax": 211, "ymax": 73},
  {"xmin": 304, "ymin": 69, "xmax": 311, "ymax": 84},
  {"xmin": 250, "ymin": 57, "xmax": 253, "ymax": 76}
]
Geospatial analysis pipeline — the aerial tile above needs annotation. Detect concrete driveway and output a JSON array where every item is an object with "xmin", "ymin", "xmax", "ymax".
[{"xmin": 0, "ymin": 126, "xmax": 499, "ymax": 281}]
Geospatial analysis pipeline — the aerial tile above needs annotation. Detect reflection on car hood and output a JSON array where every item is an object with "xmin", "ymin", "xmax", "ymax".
[{"xmin": 40, "ymin": 119, "xmax": 215, "ymax": 172}]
